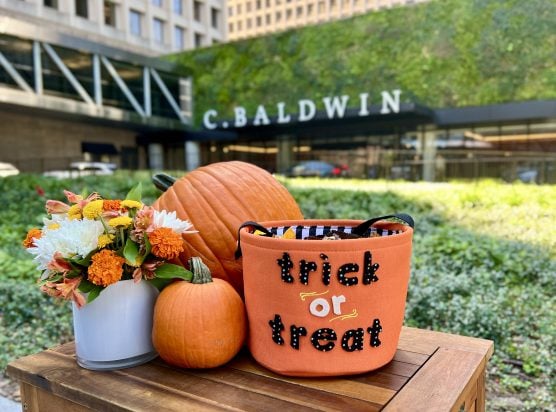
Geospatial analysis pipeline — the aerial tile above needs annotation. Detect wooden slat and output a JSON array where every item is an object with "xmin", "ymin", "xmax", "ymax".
[
  {"xmin": 392, "ymin": 349, "xmax": 430, "ymax": 365},
  {"xmin": 374, "ymin": 360, "xmax": 421, "ymax": 378},
  {"xmin": 20, "ymin": 382, "xmax": 92, "ymax": 412},
  {"xmin": 383, "ymin": 348, "xmax": 484, "ymax": 411},
  {"xmin": 124, "ymin": 358, "xmax": 379, "ymax": 412},
  {"xmin": 177, "ymin": 364, "xmax": 383, "ymax": 411},
  {"xmin": 350, "ymin": 372, "xmax": 409, "ymax": 391},
  {"xmin": 398, "ymin": 327, "xmax": 494, "ymax": 359},
  {"xmin": 227, "ymin": 356, "xmax": 397, "ymax": 405},
  {"xmin": 8, "ymin": 350, "xmax": 280, "ymax": 411}
]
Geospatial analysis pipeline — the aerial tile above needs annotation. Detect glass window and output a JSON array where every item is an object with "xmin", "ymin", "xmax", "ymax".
[
  {"xmin": 104, "ymin": 1, "xmax": 117, "ymax": 26},
  {"xmin": 229, "ymin": 23, "xmax": 234, "ymax": 33},
  {"xmin": 152, "ymin": 0, "xmax": 162, "ymax": 7},
  {"xmin": 194, "ymin": 1, "xmax": 202, "ymax": 21},
  {"xmin": 173, "ymin": 0, "xmax": 183, "ymax": 15},
  {"xmin": 228, "ymin": 6, "xmax": 233, "ymax": 17},
  {"xmin": 44, "ymin": 0, "xmax": 58, "ymax": 9},
  {"xmin": 129, "ymin": 10, "xmax": 142, "ymax": 36},
  {"xmin": 153, "ymin": 18, "xmax": 164, "ymax": 43},
  {"xmin": 174, "ymin": 26, "xmax": 184, "ymax": 50},
  {"xmin": 194, "ymin": 32, "xmax": 203, "ymax": 48},
  {"xmin": 75, "ymin": 0, "xmax": 88, "ymax": 18},
  {"xmin": 211, "ymin": 8, "xmax": 219, "ymax": 29}
]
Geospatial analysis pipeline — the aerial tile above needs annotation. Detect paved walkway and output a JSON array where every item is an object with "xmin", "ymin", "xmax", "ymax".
[{"xmin": 0, "ymin": 396, "xmax": 20, "ymax": 412}]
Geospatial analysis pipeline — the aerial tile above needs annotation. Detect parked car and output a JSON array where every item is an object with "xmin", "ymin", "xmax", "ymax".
[
  {"xmin": 287, "ymin": 161, "xmax": 350, "ymax": 177},
  {"xmin": 0, "ymin": 162, "xmax": 19, "ymax": 177},
  {"xmin": 43, "ymin": 162, "xmax": 117, "ymax": 179}
]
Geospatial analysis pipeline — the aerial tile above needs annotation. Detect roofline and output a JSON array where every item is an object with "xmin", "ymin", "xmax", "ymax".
[{"xmin": 434, "ymin": 100, "xmax": 556, "ymax": 127}]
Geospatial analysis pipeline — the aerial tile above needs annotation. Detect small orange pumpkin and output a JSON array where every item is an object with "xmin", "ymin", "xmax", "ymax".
[
  {"xmin": 152, "ymin": 257, "xmax": 247, "ymax": 369},
  {"xmin": 153, "ymin": 161, "xmax": 303, "ymax": 295}
]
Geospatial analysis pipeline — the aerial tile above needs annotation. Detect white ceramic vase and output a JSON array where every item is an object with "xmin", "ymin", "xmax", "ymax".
[{"xmin": 72, "ymin": 279, "xmax": 159, "ymax": 370}]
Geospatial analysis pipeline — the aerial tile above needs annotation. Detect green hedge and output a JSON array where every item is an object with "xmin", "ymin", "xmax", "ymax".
[
  {"xmin": 170, "ymin": 0, "xmax": 556, "ymax": 126},
  {"xmin": 0, "ymin": 173, "xmax": 554, "ymax": 410}
]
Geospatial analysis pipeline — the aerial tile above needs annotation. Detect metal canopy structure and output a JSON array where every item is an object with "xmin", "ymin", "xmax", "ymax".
[{"xmin": 0, "ymin": 24, "xmax": 191, "ymax": 131}]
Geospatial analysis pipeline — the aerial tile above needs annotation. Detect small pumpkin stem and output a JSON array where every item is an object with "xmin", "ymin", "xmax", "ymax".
[
  {"xmin": 152, "ymin": 173, "xmax": 178, "ymax": 192},
  {"xmin": 189, "ymin": 257, "xmax": 213, "ymax": 284}
]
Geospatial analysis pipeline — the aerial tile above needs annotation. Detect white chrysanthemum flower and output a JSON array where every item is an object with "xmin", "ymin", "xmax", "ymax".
[
  {"xmin": 42, "ymin": 213, "xmax": 66, "ymax": 229},
  {"xmin": 28, "ymin": 218, "xmax": 105, "ymax": 271},
  {"xmin": 152, "ymin": 210, "xmax": 196, "ymax": 235}
]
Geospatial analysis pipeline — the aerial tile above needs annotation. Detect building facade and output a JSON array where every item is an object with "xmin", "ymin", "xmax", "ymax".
[
  {"xmin": 198, "ymin": 94, "xmax": 556, "ymax": 183},
  {"xmin": 0, "ymin": 0, "xmax": 226, "ymax": 55},
  {"xmin": 226, "ymin": 0, "xmax": 427, "ymax": 40}
]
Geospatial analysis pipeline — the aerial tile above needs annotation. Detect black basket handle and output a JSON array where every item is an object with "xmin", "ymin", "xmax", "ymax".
[
  {"xmin": 351, "ymin": 213, "xmax": 414, "ymax": 236},
  {"xmin": 234, "ymin": 221, "xmax": 273, "ymax": 259},
  {"xmin": 234, "ymin": 214, "xmax": 414, "ymax": 259}
]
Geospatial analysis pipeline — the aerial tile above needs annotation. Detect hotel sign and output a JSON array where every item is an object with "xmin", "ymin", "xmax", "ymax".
[{"xmin": 203, "ymin": 89, "xmax": 402, "ymax": 130}]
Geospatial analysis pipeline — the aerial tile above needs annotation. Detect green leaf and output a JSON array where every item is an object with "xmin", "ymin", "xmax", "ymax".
[
  {"xmin": 78, "ymin": 279, "xmax": 96, "ymax": 293},
  {"xmin": 125, "ymin": 183, "xmax": 142, "ymax": 202},
  {"xmin": 87, "ymin": 286, "xmax": 103, "ymax": 303},
  {"xmin": 143, "ymin": 233, "xmax": 152, "ymax": 257},
  {"xmin": 71, "ymin": 251, "xmax": 94, "ymax": 267},
  {"xmin": 155, "ymin": 263, "xmax": 193, "ymax": 281},
  {"xmin": 123, "ymin": 237, "xmax": 143, "ymax": 266},
  {"xmin": 148, "ymin": 278, "xmax": 174, "ymax": 290}
]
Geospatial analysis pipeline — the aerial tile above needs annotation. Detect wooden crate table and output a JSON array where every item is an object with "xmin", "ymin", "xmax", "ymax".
[{"xmin": 7, "ymin": 326, "xmax": 493, "ymax": 412}]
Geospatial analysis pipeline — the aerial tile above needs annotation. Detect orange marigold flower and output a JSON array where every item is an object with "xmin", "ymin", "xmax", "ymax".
[
  {"xmin": 148, "ymin": 227, "xmax": 184, "ymax": 260},
  {"xmin": 23, "ymin": 228, "xmax": 42, "ymax": 248},
  {"xmin": 87, "ymin": 249, "xmax": 125, "ymax": 287},
  {"xmin": 103, "ymin": 200, "xmax": 122, "ymax": 211}
]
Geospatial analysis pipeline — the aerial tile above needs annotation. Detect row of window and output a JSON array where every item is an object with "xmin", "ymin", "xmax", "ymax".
[
  {"xmin": 44, "ymin": 0, "xmax": 186, "ymax": 17},
  {"xmin": 42, "ymin": 1, "xmax": 219, "ymax": 29},
  {"xmin": 41, "ymin": 0, "xmax": 219, "ymax": 48},
  {"xmin": 130, "ymin": 13, "xmax": 208, "ymax": 48},
  {"xmin": 228, "ymin": 4, "xmax": 332, "ymax": 30},
  {"xmin": 228, "ymin": 0, "xmax": 365, "ymax": 16}
]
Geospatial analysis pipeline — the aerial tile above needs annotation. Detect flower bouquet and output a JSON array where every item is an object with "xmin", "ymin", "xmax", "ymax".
[{"xmin": 23, "ymin": 184, "xmax": 195, "ymax": 370}]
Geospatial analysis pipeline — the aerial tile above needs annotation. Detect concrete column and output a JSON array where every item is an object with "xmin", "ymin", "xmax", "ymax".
[
  {"xmin": 185, "ymin": 141, "xmax": 201, "ymax": 171},
  {"xmin": 276, "ymin": 135, "xmax": 293, "ymax": 174},
  {"xmin": 148, "ymin": 143, "xmax": 164, "ymax": 170},
  {"xmin": 421, "ymin": 130, "xmax": 437, "ymax": 182}
]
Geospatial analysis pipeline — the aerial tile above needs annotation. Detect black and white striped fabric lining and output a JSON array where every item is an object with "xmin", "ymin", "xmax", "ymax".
[{"xmin": 267, "ymin": 225, "xmax": 402, "ymax": 239}]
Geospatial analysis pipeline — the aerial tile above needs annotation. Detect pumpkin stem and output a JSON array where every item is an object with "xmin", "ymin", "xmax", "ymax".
[
  {"xmin": 152, "ymin": 173, "xmax": 177, "ymax": 192},
  {"xmin": 189, "ymin": 257, "xmax": 213, "ymax": 284}
]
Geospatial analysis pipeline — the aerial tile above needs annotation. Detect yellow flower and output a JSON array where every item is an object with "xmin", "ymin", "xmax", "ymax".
[
  {"xmin": 97, "ymin": 234, "xmax": 115, "ymax": 248},
  {"xmin": 48, "ymin": 223, "xmax": 60, "ymax": 230},
  {"xmin": 121, "ymin": 200, "xmax": 142, "ymax": 209},
  {"xmin": 108, "ymin": 216, "xmax": 133, "ymax": 228},
  {"xmin": 67, "ymin": 204, "xmax": 82, "ymax": 220},
  {"xmin": 83, "ymin": 200, "xmax": 104, "ymax": 219}
]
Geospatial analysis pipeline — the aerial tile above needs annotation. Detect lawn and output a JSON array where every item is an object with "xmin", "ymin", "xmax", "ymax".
[{"xmin": 0, "ymin": 172, "xmax": 554, "ymax": 410}]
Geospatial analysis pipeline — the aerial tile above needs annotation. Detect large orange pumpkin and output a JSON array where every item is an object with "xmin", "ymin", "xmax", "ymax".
[
  {"xmin": 152, "ymin": 257, "xmax": 246, "ymax": 369},
  {"xmin": 152, "ymin": 161, "xmax": 303, "ymax": 295}
]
